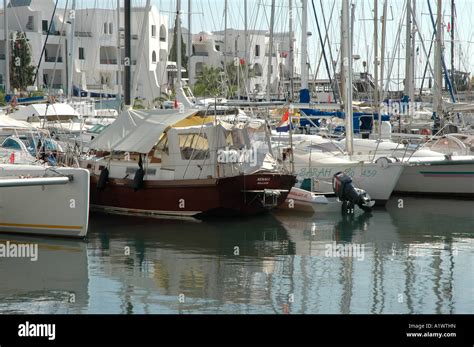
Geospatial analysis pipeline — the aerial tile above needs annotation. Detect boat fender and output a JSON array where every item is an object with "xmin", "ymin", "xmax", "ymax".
[
  {"xmin": 97, "ymin": 167, "xmax": 109, "ymax": 190},
  {"xmin": 375, "ymin": 156, "xmax": 391, "ymax": 169},
  {"xmin": 132, "ymin": 154, "xmax": 145, "ymax": 191},
  {"xmin": 132, "ymin": 168, "xmax": 145, "ymax": 191},
  {"xmin": 420, "ymin": 128, "xmax": 431, "ymax": 136}
]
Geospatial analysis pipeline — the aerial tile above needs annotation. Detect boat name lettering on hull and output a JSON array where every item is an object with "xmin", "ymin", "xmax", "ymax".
[
  {"xmin": 299, "ymin": 168, "xmax": 333, "ymax": 178},
  {"xmin": 298, "ymin": 167, "xmax": 378, "ymax": 179}
]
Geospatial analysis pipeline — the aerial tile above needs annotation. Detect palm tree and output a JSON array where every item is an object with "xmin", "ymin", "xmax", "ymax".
[{"xmin": 193, "ymin": 66, "xmax": 223, "ymax": 97}]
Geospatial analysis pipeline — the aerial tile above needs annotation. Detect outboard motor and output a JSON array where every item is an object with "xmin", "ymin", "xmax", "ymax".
[{"xmin": 332, "ymin": 172, "xmax": 375, "ymax": 214}]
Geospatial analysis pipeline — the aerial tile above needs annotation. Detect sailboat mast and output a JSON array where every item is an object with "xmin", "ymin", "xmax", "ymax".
[
  {"xmin": 116, "ymin": 0, "xmax": 122, "ymax": 103},
  {"xmin": 224, "ymin": 0, "xmax": 228, "ymax": 76},
  {"xmin": 300, "ymin": 0, "xmax": 308, "ymax": 101},
  {"xmin": 3, "ymin": 0, "xmax": 9, "ymax": 95},
  {"xmin": 404, "ymin": 0, "xmax": 415, "ymax": 102},
  {"xmin": 374, "ymin": 0, "xmax": 380, "ymax": 137},
  {"xmin": 267, "ymin": 0, "xmax": 275, "ymax": 102},
  {"xmin": 124, "ymin": 0, "xmax": 131, "ymax": 106},
  {"xmin": 176, "ymin": 0, "xmax": 182, "ymax": 88},
  {"xmin": 451, "ymin": 0, "xmax": 455, "ymax": 91},
  {"xmin": 244, "ymin": 0, "xmax": 249, "ymax": 99},
  {"xmin": 379, "ymin": 0, "xmax": 387, "ymax": 139},
  {"xmin": 434, "ymin": 0, "xmax": 443, "ymax": 120},
  {"xmin": 188, "ymin": 0, "xmax": 192, "ymax": 78},
  {"xmin": 289, "ymin": 0, "xmax": 294, "ymax": 101},
  {"xmin": 342, "ymin": 0, "xmax": 353, "ymax": 155},
  {"xmin": 67, "ymin": 0, "xmax": 76, "ymax": 101}
]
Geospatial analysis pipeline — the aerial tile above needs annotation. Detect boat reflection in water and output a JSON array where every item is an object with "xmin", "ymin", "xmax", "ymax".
[
  {"xmin": 0, "ymin": 197, "xmax": 471, "ymax": 314},
  {"xmin": 0, "ymin": 236, "xmax": 89, "ymax": 313}
]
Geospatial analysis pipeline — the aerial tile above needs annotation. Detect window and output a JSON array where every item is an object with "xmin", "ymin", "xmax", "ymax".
[
  {"xmin": 109, "ymin": 23, "xmax": 113, "ymax": 35},
  {"xmin": 151, "ymin": 25, "xmax": 156, "ymax": 37},
  {"xmin": 79, "ymin": 47, "xmax": 85, "ymax": 60},
  {"xmin": 179, "ymin": 133, "xmax": 209, "ymax": 160},
  {"xmin": 253, "ymin": 63, "xmax": 263, "ymax": 77},
  {"xmin": 159, "ymin": 25, "xmax": 166, "ymax": 42},
  {"xmin": 26, "ymin": 16, "xmax": 34, "ymax": 31},
  {"xmin": 215, "ymin": 45, "xmax": 220, "ymax": 52},
  {"xmin": 255, "ymin": 45, "xmax": 260, "ymax": 57},
  {"xmin": 42, "ymin": 20, "xmax": 48, "ymax": 32},
  {"xmin": 156, "ymin": 134, "xmax": 169, "ymax": 155},
  {"xmin": 195, "ymin": 62, "xmax": 205, "ymax": 74},
  {"xmin": 1, "ymin": 138, "xmax": 22, "ymax": 151},
  {"xmin": 103, "ymin": 23, "xmax": 108, "ymax": 34},
  {"xmin": 152, "ymin": 51, "xmax": 157, "ymax": 63}
]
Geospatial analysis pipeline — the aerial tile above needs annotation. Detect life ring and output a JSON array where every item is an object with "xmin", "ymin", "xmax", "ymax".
[{"xmin": 420, "ymin": 128, "xmax": 431, "ymax": 136}]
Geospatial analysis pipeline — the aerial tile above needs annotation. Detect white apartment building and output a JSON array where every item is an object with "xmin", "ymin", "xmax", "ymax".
[
  {"xmin": 74, "ymin": 5, "xmax": 169, "ymax": 103},
  {"xmin": 0, "ymin": 0, "xmax": 69, "ymax": 91},
  {"xmin": 0, "ymin": 0, "xmax": 171, "ymax": 105},
  {"xmin": 187, "ymin": 29, "xmax": 300, "ymax": 99}
]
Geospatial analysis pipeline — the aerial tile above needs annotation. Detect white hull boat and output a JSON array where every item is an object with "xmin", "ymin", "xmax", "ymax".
[
  {"xmin": 394, "ymin": 156, "xmax": 474, "ymax": 197},
  {"xmin": 293, "ymin": 156, "xmax": 404, "ymax": 204},
  {"xmin": 0, "ymin": 165, "xmax": 90, "ymax": 238},
  {"xmin": 273, "ymin": 132, "xmax": 405, "ymax": 204}
]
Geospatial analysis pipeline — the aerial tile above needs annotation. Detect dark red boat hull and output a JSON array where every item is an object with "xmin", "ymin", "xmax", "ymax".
[{"xmin": 90, "ymin": 172, "xmax": 296, "ymax": 217}]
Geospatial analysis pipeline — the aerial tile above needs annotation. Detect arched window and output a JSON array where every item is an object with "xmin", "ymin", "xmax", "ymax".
[
  {"xmin": 152, "ymin": 51, "xmax": 157, "ymax": 63},
  {"xmin": 159, "ymin": 25, "xmax": 166, "ymax": 42},
  {"xmin": 253, "ymin": 63, "xmax": 263, "ymax": 77}
]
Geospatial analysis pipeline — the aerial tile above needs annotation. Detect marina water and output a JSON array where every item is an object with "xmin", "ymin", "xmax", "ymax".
[{"xmin": 0, "ymin": 196, "xmax": 472, "ymax": 314}]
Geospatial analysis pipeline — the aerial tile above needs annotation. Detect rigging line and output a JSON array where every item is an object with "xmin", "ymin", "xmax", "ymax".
[
  {"xmin": 313, "ymin": 0, "xmax": 335, "ymax": 80},
  {"xmin": 32, "ymin": 0, "xmax": 60, "ymax": 86},
  {"xmin": 319, "ymin": 0, "xmax": 339, "ymax": 96},
  {"xmin": 47, "ymin": 0, "xmax": 70, "ymax": 96},
  {"xmin": 310, "ymin": 0, "xmax": 338, "ymax": 103},
  {"xmin": 384, "ymin": 1, "xmax": 407, "ymax": 96},
  {"xmin": 427, "ymin": 0, "xmax": 456, "ymax": 103}
]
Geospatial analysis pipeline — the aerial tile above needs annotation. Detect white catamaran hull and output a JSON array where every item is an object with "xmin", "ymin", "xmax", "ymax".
[
  {"xmin": 395, "ymin": 157, "xmax": 474, "ymax": 196},
  {"xmin": 294, "ymin": 161, "xmax": 405, "ymax": 204},
  {"xmin": 0, "ymin": 165, "xmax": 90, "ymax": 238}
]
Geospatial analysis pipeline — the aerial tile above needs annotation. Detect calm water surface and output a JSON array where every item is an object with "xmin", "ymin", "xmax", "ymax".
[{"xmin": 0, "ymin": 196, "xmax": 472, "ymax": 314}]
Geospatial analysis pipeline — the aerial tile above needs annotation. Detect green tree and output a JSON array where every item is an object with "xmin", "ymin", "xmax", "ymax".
[
  {"xmin": 193, "ymin": 66, "xmax": 223, "ymax": 97},
  {"xmin": 168, "ymin": 16, "xmax": 188, "ymax": 78},
  {"xmin": 10, "ymin": 32, "xmax": 36, "ymax": 91}
]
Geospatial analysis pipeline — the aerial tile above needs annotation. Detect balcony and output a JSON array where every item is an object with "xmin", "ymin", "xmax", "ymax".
[
  {"xmin": 120, "ymin": 34, "xmax": 139, "ymax": 40},
  {"xmin": 75, "ymin": 31, "xmax": 93, "ymax": 38},
  {"xmin": 194, "ymin": 51, "xmax": 209, "ymax": 57},
  {"xmin": 45, "ymin": 56, "xmax": 63, "ymax": 63},
  {"xmin": 100, "ymin": 59, "xmax": 118, "ymax": 65}
]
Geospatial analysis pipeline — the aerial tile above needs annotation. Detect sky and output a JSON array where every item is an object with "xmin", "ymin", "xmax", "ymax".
[{"xmin": 18, "ymin": 0, "xmax": 474, "ymax": 89}]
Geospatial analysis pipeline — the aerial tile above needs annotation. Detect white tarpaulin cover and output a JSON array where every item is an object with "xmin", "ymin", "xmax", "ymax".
[
  {"xmin": 0, "ymin": 115, "xmax": 31, "ymax": 128},
  {"xmin": 89, "ymin": 108, "xmax": 197, "ymax": 153},
  {"xmin": 10, "ymin": 103, "xmax": 80, "ymax": 121}
]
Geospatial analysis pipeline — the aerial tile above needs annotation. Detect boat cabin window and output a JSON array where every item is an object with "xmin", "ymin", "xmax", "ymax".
[
  {"xmin": 179, "ymin": 133, "xmax": 209, "ymax": 160},
  {"xmin": 305, "ymin": 142, "xmax": 343, "ymax": 153},
  {"xmin": 1, "ymin": 138, "xmax": 22, "ymax": 150},
  {"xmin": 225, "ymin": 129, "xmax": 246, "ymax": 150},
  {"xmin": 156, "ymin": 134, "xmax": 169, "ymax": 155}
]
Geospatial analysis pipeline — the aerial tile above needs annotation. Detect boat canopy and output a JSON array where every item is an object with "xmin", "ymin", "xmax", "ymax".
[
  {"xmin": 89, "ymin": 108, "xmax": 198, "ymax": 153},
  {"xmin": 9, "ymin": 103, "xmax": 81, "ymax": 122},
  {"xmin": 0, "ymin": 115, "xmax": 31, "ymax": 129}
]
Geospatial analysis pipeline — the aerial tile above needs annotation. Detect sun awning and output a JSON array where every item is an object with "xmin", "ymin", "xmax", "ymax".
[{"xmin": 89, "ymin": 108, "xmax": 198, "ymax": 153}]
